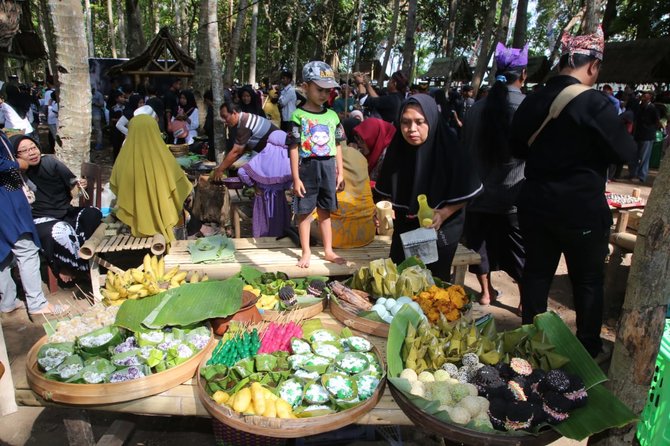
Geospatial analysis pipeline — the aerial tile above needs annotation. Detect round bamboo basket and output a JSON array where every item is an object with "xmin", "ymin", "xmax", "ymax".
[
  {"xmin": 329, "ymin": 296, "xmax": 389, "ymax": 338},
  {"xmin": 26, "ymin": 331, "xmax": 217, "ymax": 405},
  {"xmin": 261, "ymin": 298, "xmax": 327, "ymax": 322},
  {"xmin": 168, "ymin": 144, "xmax": 189, "ymax": 157},
  {"xmin": 197, "ymin": 345, "xmax": 387, "ymax": 438},
  {"xmin": 388, "ymin": 383, "xmax": 561, "ymax": 446}
]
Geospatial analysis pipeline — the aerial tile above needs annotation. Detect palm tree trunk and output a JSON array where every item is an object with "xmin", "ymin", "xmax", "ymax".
[
  {"xmin": 400, "ymin": 0, "xmax": 417, "ymax": 82},
  {"xmin": 46, "ymin": 0, "xmax": 92, "ymax": 176},
  {"xmin": 248, "ymin": 0, "xmax": 259, "ymax": 86},
  {"xmin": 194, "ymin": 0, "xmax": 211, "ymax": 99},
  {"xmin": 378, "ymin": 0, "xmax": 400, "ymax": 84},
  {"xmin": 471, "ymin": 0, "xmax": 498, "ymax": 95},
  {"xmin": 39, "ymin": 0, "xmax": 57, "ymax": 77},
  {"xmin": 223, "ymin": 0, "xmax": 248, "ymax": 86},
  {"xmin": 107, "ymin": 0, "xmax": 117, "ymax": 58},
  {"xmin": 116, "ymin": 0, "xmax": 127, "ymax": 57},
  {"xmin": 207, "ymin": 0, "xmax": 225, "ymax": 159},
  {"xmin": 83, "ymin": 0, "xmax": 95, "ymax": 57},
  {"xmin": 125, "ymin": 0, "xmax": 145, "ymax": 57}
]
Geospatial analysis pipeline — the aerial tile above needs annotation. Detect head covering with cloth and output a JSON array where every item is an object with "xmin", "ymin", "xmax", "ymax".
[{"xmin": 110, "ymin": 114, "xmax": 193, "ymax": 242}]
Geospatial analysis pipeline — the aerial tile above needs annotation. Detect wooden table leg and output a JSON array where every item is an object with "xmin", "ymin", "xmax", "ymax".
[
  {"xmin": 231, "ymin": 202, "xmax": 241, "ymax": 238},
  {"xmin": 64, "ymin": 409, "xmax": 95, "ymax": 446},
  {"xmin": 453, "ymin": 265, "xmax": 466, "ymax": 285}
]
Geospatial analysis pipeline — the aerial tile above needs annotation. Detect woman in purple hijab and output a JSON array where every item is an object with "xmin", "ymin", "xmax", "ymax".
[{"xmin": 237, "ymin": 130, "xmax": 292, "ymax": 237}]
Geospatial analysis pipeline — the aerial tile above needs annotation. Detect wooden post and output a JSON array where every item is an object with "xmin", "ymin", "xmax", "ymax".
[{"xmin": 64, "ymin": 410, "xmax": 95, "ymax": 446}]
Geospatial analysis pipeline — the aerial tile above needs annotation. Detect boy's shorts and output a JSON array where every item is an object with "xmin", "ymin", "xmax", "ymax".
[{"xmin": 294, "ymin": 157, "xmax": 338, "ymax": 215}]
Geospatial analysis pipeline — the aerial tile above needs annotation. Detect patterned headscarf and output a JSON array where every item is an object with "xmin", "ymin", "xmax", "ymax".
[{"xmin": 561, "ymin": 26, "xmax": 605, "ymax": 64}]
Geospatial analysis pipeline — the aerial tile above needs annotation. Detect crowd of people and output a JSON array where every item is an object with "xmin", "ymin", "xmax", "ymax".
[{"xmin": 1, "ymin": 26, "xmax": 669, "ymax": 360}]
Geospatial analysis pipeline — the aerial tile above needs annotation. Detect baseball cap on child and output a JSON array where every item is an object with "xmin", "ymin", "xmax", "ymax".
[{"xmin": 302, "ymin": 61, "xmax": 339, "ymax": 88}]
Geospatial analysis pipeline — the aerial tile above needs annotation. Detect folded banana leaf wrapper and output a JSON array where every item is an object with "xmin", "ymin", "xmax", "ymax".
[
  {"xmin": 387, "ymin": 306, "xmax": 637, "ymax": 441},
  {"xmin": 350, "ymin": 257, "xmax": 434, "ymax": 298},
  {"xmin": 115, "ymin": 278, "xmax": 244, "ymax": 332}
]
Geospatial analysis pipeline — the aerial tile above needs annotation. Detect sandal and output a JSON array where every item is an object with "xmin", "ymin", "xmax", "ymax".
[
  {"xmin": 0, "ymin": 300, "xmax": 26, "ymax": 313},
  {"xmin": 30, "ymin": 303, "xmax": 70, "ymax": 316}
]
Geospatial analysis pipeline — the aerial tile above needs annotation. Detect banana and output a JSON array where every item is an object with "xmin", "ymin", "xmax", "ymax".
[
  {"xmin": 143, "ymin": 254, "xmax": 153, "ymax": 276},
  {"xmin": 163, "ymin": 266, "xmax": 179, "ymax": 281},
  {"xmin": 201, "ymin": 274, "xmax": 209, "ymax": 282},
  {"xmin": 123, "ymin": 269, "xmax": 133, "ymax": 284},
  {"xmin": 157, "ymin": 257, "xmax": 165, "ymax": 279},
  {"xmin": 172, "ymin": 271, "xmax": 188, "ymax": 283},
  {"xmin": 127, "ymin": 284, "xmax": 146, "ymax": 293},
  {"xmin": 130, "ymin": 268, "xmax": 145, "ymax": 284},
  {"xmin": 190, "ymin": 272, "xmax": 200, "ymax": 283},
  {"xmin": 150, "ymin": 256, "xmax": 159, "ymax": 278},
  {"xmin": 101, "ymin": 289, "xmax": 120, "ymax": 300},
  {"xmin": 145, "ymin": 281, "xmax": 162, "ymax": 295}
]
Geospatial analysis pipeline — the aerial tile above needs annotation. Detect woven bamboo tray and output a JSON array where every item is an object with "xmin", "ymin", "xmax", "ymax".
[
  {"xmin": 169, "ymin": 144, "xmax": 189, "ymax": 157},
  {"xmin": 26, "ymin": 332, "xmax": 217, "ymax": 405},
  {"xmin": 329, "ymin": 296, "xmax": 389, "ymax": 338},
  {"xmin": 388, "ymin": 383, "xmax": 561, "ymax": 446},
  {"xmin": 197, "ymin": 345, "xmax": 387, "ymax": 438},
  {"xmin": 261, "ymin": 298, "xmax": 328, "ymax": 322}
]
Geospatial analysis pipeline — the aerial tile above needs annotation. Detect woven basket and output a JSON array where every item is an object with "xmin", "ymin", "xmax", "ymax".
[
  {"xmin": 169, "ymin": 143, "xmax": 189, "ymax": 157},
  {"xmin": 212, "ymin": 419, "xmax": 286, "ymax": 446}
]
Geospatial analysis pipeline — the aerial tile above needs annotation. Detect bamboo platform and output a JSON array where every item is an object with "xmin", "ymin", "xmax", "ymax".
[
  {"xmin": 164, "ymin": 236, "xmax": 481, "ymax": 284},
  {"xmin": 14, "ymin": 311, "xmax": 411, "ymax": 425}
]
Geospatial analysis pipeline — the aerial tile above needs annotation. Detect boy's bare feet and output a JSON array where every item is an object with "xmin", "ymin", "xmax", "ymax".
[
  {"xmin": 324, "ymin": 252, "xmax": 346, "ymax": 265},
  {"xmin": 479, "ymin": 289, "xmax": 500, "ymax": 305},
  {"xmin": 297, "ymin": 252, "xmax": 311, "ymax": 268}
]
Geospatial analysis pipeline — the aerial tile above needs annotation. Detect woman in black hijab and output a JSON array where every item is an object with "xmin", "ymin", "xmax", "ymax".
[
  {"xmin": 238, "ymin": 85, "xmax": 266, "ymax": 117},
  {"xmin": 375, "ymin": 94, "xmax": 482, "ymax": 279}
]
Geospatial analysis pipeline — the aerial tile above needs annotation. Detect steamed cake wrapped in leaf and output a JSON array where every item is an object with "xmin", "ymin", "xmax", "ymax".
[
  {"xmin": 288, "ymin": 354, "xmax": 312, "ymax": 370},
  {"xmin": 37, "ymin": 342, "xmax": 75, "ymax": 371},
  {"xmin": 322, "ymin": 373, "xmax": 358, "ymax": 401},
  {"xmin": 138, "ymin": 345, "xmax": 166, "ymax": 368},
  {"xmin": 334, "ymin": 352, "xmax": 369, "ymax": 374},
  {"xmin": 278, "ymin": 379, "xmax": 305, "ymax": 407},
  {"xmin": 356, "ymin": 374, "xmax": 380, "ymax": 400},
  {"xmin": 185, "ymin": 326, "xmax": 211, "ymax": 350},
  {"xmin": 76, "ymin": 326, "xmax": 124, "ymax": 358},
  {"xmin": 394, "ymin": 265, "xmax": 434, "ymax": 298},
  {"xmin": 302, "ymin": 355, "xmax": 332, "ymax": 374},
  {"xmin": 341, "ymin": 336, "xmax": 372, "ymax": 353},
  {"xmin": 290, "ymin": 338, "xmax": 312, "ymax": 354},
  {"xmin": 303, "ymin": 381, "xmax": 331, "ymax": 404},
  {"xmin": 295, "ymin": 405, "xmax": 336, "ymax": 417},
  {"xmin": 312, "ymin": 342, "xmax": 342, "ymax": 359},
  {"xmin": 113, "ymin": 336, "xmax": 138, "ymax": 354},
  {"xmin": 109, "ymin": 365, "xmax": 151, "ymax": 383},
  {"xmin": 111, "ymin": 349, "xmax": 145, "ymax": 367},
  {"xmin": 308, "ymin": 329, "xmax": 340, "ymax": 344},
  {"xmin": 136, "ymin": 330, "xmax": 165, "ymax": 348},
  {"xmin": 166, "ymin": 342, "xmax": 197, "ymax": 366},
  {"xmin": 294, "ymin": 369, "xmax": 321, "ymax": 381},
  {"xmin": 75, "ymin": 358, "xmax": 116, "ymax": 384},
  {"xmin": 46, "ymin": 355, "xmax": 84, "ymax": 381},
  {"xmin": 255, "ymin": 353, "xmax": 278, "ymax": 372},
  {"xmin": 361, "ymin": 353, "xmax": 384, "ymax": 378}
]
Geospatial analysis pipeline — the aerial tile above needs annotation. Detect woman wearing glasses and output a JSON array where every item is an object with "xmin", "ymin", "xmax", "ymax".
[{"xmin": 12, "ymin": 135, "xmax": 101, "ymax": 285}]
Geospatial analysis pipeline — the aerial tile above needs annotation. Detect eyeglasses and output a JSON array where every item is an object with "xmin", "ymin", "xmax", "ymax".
[{"xmin": 17, "ymin": 145, "xmax": 40, "ymax": 156}]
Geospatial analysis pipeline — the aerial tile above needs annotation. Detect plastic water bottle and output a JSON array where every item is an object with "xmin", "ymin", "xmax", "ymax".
[{"xmin": 417, "ymin": 194, "xmax": 433, "ymax": 228}]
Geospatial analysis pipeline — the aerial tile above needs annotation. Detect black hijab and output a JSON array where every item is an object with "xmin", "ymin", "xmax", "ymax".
[
  {"xmin": 238, "ymin": 85, "xmax": 265, "ymax": 117},
  {"xmin": 5, "ymin": 84, "xmax": 32, "ymax": 119},
  {"xmin": 123, "ymin": 94, "xmax": 143, "ymax": 119},
  {"xmin": 375, "ymin": 94, "xmax": 481, "ymax": 215}
]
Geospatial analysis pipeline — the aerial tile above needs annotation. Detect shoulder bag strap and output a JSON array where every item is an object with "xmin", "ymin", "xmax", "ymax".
[{"xmin": 527, "ymin": 84, "xmax": 592, "ymax": 147}]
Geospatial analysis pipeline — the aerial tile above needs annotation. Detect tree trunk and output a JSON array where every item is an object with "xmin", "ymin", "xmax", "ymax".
[
  {"xmin": 547, "ymin": 7, "xmax": 585, "ymax": 69},
  {"xmin": 148, "ymin": 0, "xmax": 158, "ymax": 34},
  {"xmin": 378, "ymin": 0, "xmax": 400, "ymax": 84},
  {"xmin": 290, "ymin": 6, "xmax": 316, "ymax": 85},
  {"xmin": 39, "ymin": 0, "xmax": 57, "ymax": 78},
  {"xmin": 589, "ymin": 143, "xmax": 670, "ymax": 446},
  {"xmin": 581, "ymin": 0, "xmax": 605, "ymax": 34},
  {"xmin": 489, "ymin": 0, "xmax": 512, "ymax": 79},
  {"xmin": 207, "ymin": 0, "xmax": 225, "ymax": 159},
  {"xmin": 107, "ymin": 0, "xmax": 117, "ymax": 58},
  {"xmin": 602, "ymin": 0, "xmax": 617, "ymax": 40},
  {"xmin": 193, "ymin": 0, "xmax": 211, "ymax": 99},
  {"xmin": 512, "ymin": 0, "xmax": 528, "ymax": 48},
  {"xmin": 125, "ymin": 0, "xmax": 145, "ymax": 57},
  {"xmin": 46, "ymin": 0, "xmax": 92, "ymax": 176},
  {"xmin": 83, "ymin": 0, "xmax": 95, "ymax": 57},
  {"xmin": 174, "ymin": 0, "xmax": 183, "ymax": 47},
  {"xmin": 400, "ymin": 0, "xmax": 417, "ymax": 82},
  {"xmin": 116, "ymin": 0, "xmax": 126, "ymax": 57},
  {"xmin": 471, "ymin": 0, "xmax": 497, "ymax": 96},
  {"xmin": 248, "ymin": 0, "xmax": 259, "ymax": 86},
  {"xmin": 223, "ymin": 0, "xmax": 247, "ymax": 87},
  {"xmin": 354, "ymin": 0, "xmax": 362, "ymax": 72},
  {"xmin": 444, "ymin": 0, "xmax": 459, "ymax": 83}
]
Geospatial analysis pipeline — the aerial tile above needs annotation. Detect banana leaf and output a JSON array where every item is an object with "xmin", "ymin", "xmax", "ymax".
[
  {"xmin": 115, "ymin": 293, "xmax": 166, "ymax": 333},
  {"xmin": 141, "ymin": 279, "xmax": 244, "ymax": 329},
  {"xmin": 387, "ymin": 307, "xmax": 637, "ymax": 440}
]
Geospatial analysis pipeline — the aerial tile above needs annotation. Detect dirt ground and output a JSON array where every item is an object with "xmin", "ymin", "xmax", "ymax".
[{"xmin": 0, "ymin": 144, "xmax": 653, "ymax": 445}]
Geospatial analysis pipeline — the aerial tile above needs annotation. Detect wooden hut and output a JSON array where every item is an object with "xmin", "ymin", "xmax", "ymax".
[
  {"xmin": 597, "ymin": 38, "xmax": 670, "ymax": 84},
  {"xmin": 422, "ymin": 57, "xmax": 473, "ymax": 84},
  {"xmin": 106, "ymin": 27, "xmax": 195, "ymax": 88}
]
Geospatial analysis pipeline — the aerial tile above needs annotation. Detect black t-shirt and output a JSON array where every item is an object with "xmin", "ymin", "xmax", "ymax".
[
  {"xmin": 634, "ymin": 103, "xmax": 660, "ymax": 141},
  {"xmin": 26, "ymin": 155, "xmax": 76, "ymax": 219},
  {"xmin": 162, "ymin": 90, "xmax": 179, "ymax": 117},
  {"xmin": 363, "ymin": 92, "xmax": 404, "ymax": 123}
]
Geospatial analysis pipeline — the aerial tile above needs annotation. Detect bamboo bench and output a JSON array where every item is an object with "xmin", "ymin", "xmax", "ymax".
[{"xmin": 164, "ymin": 236, "xmax": 480, "ymax": 284}]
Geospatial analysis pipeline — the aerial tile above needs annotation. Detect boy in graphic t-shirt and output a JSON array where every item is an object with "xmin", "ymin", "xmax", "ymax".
[{"xmin": 288, "ymin": 61, "xmax": 346, "ymax": 268}]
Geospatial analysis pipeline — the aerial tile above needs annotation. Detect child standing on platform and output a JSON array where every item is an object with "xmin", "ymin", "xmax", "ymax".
[{"xmin": 289, "ymin": 61, "xmax": 346, "ymax": 268}]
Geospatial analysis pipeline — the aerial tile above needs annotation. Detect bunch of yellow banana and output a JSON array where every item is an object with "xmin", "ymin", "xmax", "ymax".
[
  {"xmin": 101, "ymin": 254, "xmax": 208, "ymax": 306},
  {"xmin": 256, "ymin": 294, "xmax": 279, "ymax": 310}
]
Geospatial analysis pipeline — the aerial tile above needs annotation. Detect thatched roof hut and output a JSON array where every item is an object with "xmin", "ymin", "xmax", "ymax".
[
  {"xmin": 597, "ymin": 38, "xmax": 670, "ymax": 84},
  {"xmin": 422, "ymin": 57, "xmax": 472, "ymax": 82},
  {"xmin": 107, "ymin": 27, "xmax": 195, "ymax": 85}
]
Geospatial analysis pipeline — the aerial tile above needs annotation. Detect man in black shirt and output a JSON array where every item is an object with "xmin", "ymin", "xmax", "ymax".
[
  {"xmin": 509, "ymin": 27, "xmax": 636, "ymax": 358},
  {"xmin": 354, "ymin": 71, "xmax": 408, "ymax": 123},
  {"xmin": 629, "ymin": 91, "xmax": 661, "ymax": 182}
]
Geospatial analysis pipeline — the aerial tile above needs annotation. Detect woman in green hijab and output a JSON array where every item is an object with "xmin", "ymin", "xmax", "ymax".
[{"xmin": 111, "ymin": 114, "xmax": 193, "ymax": 242}]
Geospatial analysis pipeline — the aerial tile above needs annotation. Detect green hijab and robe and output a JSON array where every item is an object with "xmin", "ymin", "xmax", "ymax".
[{"xmin": 111, "ymin": 114, "xmax": 193, "ymax": 242}]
